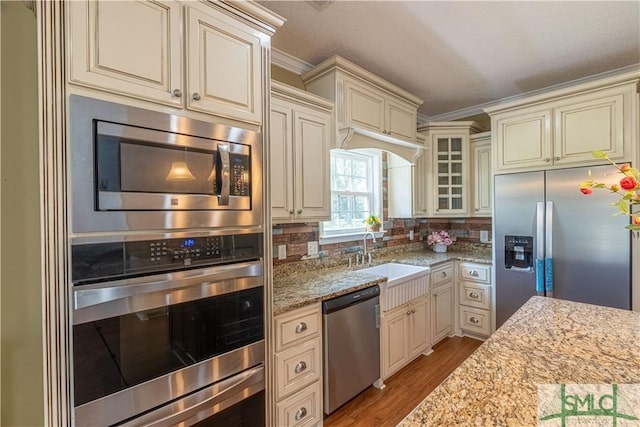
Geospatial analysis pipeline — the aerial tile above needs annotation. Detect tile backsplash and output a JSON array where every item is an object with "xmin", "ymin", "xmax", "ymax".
[{"xmin": 272, "ymin": 217, "xmax": 492, "ymax": 265}]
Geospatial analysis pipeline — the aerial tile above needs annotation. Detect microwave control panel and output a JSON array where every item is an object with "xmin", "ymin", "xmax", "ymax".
[{"xmin": 72, "ymin": 233, "xmax": 263, "ymax": 285}]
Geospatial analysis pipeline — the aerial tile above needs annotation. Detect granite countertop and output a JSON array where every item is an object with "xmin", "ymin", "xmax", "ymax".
[
  {"xmin": 399, "ymin": 296, "xmax": 640, "ymax": 426},
  {"xmin": 272, "ymin": 249, "xmax": 492, "ymax": 315}
]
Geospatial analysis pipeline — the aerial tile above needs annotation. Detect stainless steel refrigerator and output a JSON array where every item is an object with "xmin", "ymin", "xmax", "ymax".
[{"xmin": 494, "ymin": 165, "xmax": 631, "ymax": 327}]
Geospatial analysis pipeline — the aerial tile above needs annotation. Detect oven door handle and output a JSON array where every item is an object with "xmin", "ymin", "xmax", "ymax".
[
  {"xmin": 119, "ymin": 365, "xmax": 265, "ymax": 427},
  {"xmin": 74, "ymin": 259, "xmax": 263, "ymax": 311}
]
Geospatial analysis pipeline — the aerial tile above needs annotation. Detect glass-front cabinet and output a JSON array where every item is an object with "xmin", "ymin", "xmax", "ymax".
[{"xmin": 418, "ymin": 121, "xmax": 483, "ymax": 218}]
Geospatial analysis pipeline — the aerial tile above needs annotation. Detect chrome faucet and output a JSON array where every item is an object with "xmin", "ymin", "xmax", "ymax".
[{"xmin": 363, "ymin": 231, "xmax": 377, "ymax": 264}]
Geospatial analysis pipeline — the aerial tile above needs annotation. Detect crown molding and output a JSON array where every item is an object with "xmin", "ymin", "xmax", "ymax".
[{"xmin": 271, "ymin": 48, "xmax": 314, "ymax": 75}]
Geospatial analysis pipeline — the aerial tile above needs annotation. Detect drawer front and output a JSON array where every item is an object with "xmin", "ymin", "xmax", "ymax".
[
  {"xmin": 431, "ymin": 262, "xmax": 454, "ymax": 287},
  {"xmin": 275, "ymin": 304, "xmax": 321, "ymax": 352},
  {"xmin": 459, "ymin": 281, "xmax": 492, "ymax": 310},
  {"xmin": 276, "ymin": 381, "xmax": 322, "ymax": 427},
  {"xmin": 459, "ymin": 263, "xmax": 491, "ymax": 284},
  {"xmin": 275, "ymin": 338, "xmax": 321, "ymax": 401},
  {"xmin": 459, "ymin": 306, "xmax": 491, "ymax": 336}
]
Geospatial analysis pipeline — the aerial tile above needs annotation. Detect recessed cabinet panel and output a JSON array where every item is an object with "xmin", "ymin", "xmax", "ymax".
[
  {"xmin": 386, "ymin": 98, "xmax": 417, "ymax": 141},
  {"xmin": 432, "ymin": 282, "xmax": 453, "ymax": 345},
  {"xmin": 270, "ymin": 104, "xmax": 294, "ymax": 220},
  {"xmin": 345, "ymin": 80, "xmax": 385, "ymax": 133},
  {"xmin": 68, "ymin": 0, "xmax": 182, "ymax": 106},
  {"xmin": 472, "ymin": 135, "xmax": 492, "ymax": 216},
  {"xmin": 496, "ymin": 109, "xmax": 552, "ymax": 171},
  {"xmin": 187, "ymin": 6, "xmax": 262, "ymax": 123},
  {"xmin": 554, "ymin": 93, "xmax": 624, "ymax": 165}
]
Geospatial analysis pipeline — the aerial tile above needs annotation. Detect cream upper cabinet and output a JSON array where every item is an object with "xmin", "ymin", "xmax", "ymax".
[
  {"xmin": 270, "ymin": 82, "xmax": 334, "ymax": 223},
  {"xmin": 302, "ymin": 55, "xmax": 422, "ymax": 145},
  {"xmin": 487, "ymin": 73, "xmax": 639, "ymax": 173},
  {"xmin": 68, "ymin": 0, "xmax": 183, "ymax": 106},
  {"xmin": 470, "ymin": 132, "xmax": 492, "ymax": 217},
  {"xmin": 68, "ymin": 0, "xmax": 283, "ymax": 125},
  {"xmin": 412, "ymin": 133, "xmax": 430, "ymax": 217},
  {"xmin": 185, "ymin": 4, "xmax": 263, "ymax": 123},
  {"xmin": 418, "ymin": 121, "xmax": 483, "ymax": 217}
]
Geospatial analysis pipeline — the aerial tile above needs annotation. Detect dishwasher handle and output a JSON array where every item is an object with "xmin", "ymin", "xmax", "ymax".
[{"xmin": 322, "ymin": 285, "xmax": 380, "ymax": 314}]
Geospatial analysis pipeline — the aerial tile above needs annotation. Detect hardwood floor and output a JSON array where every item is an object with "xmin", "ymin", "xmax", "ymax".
[{"xmin": 323, "ymin": 336, "xmax": 483, "ymax": 427}]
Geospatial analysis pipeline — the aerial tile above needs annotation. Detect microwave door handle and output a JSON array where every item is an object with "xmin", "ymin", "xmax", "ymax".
[
  {"xmin": 119, "ymin": 365, "xmax": 264, "ymax": 427},
  {"xmin": 218, "ymin": 144, "xmax": 230, "ymax": 206},
  {"xmin": 73, "ymin": 259, "xmax": 263, "ymax": 311}
]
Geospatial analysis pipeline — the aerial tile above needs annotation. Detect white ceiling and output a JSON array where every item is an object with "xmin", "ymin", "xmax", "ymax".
[{"xmin": 258, "ymin": 1, "xmax": 640, "ymax": 120}]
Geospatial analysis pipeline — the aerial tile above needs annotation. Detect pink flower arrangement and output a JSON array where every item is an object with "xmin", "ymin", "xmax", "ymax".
[{"xmin": 427, "ymin": 230, "xmax": 453, "ymax": 246}]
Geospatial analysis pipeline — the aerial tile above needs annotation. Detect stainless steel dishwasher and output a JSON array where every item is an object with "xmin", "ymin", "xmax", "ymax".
[{"xmin": 323, "ymin": 285, "xmax": 380, "ymax": 415}]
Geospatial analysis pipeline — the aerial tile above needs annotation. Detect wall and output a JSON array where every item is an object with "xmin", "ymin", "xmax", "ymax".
[
  {"xmin": 271, "ymin": 64, "xmax": 305, "ymax": 89},
  {"xmin": 0, "ymin": 2, "xmax": 44, "ymax": 425},
  {"xmin": 273, "ymin": 217, "xmax": 492, "ymax": 264}
]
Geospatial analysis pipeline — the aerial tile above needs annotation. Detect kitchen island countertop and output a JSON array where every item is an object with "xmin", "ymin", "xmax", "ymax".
[
  {"xmin": 399, "ymin": 296, "xmax": 640, "ymax": 426},
  {"xmin": 273, "ymin": 249, "xmax": 491, "ymax": 315}
]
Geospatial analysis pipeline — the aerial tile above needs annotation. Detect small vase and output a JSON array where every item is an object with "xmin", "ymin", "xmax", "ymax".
[
  {"xmin": 367, "ymin": 224, "xmax": 380, "ymax": 232},
  {"xmin": 432, "ymin": 243, "xmax": 447, "ymax": 253}
]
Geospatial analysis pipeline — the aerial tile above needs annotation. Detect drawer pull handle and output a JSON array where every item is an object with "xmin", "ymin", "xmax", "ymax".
[
  {"xmin": 294, "ymin": 361, "xmax": 307, "ymax": 373},
  {"xmin": 469, "ymin": 292, "xmax": 480, "ymax": 299},
  {"xmin": 295, "ymin": 407, "xmax": 308, "ymax": 421},
  {"xmin": 469, "ymin": 316, "xmax": 480, "ymax": 324},
  {"xmin": 470, "ymin": 270, "xmax": 479, "ymax": 277},
  {"xmin": 295, "ymin": 322, "xmax": 308, "ymax": 333},
  {"xmin": 441, "ymin": 271, "xmax": 447, "ymax": 277}
]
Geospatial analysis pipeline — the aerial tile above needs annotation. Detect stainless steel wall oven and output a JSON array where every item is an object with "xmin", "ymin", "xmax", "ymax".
[
  {"xmin": 71, "ymin": 231, "xmax": 265, "ymax": 426},
  {"xmin": 69, "ymin": 95, "xmax": 266, "ymax": 426},
  {"xmin": 69, "ymin": 95, "xmax": 262, "ymax": 233}
]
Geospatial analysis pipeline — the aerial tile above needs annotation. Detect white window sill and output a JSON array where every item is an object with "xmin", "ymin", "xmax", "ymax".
[{"xmin": 319, "ymin": 231, "xmax": 385, "ymax": 245}]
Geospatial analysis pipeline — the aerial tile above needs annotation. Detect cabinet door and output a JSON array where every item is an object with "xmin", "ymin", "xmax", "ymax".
[
  {"xmin": 431, "ymin": 282, "xmax": 453, "ymax": 345},
  {"xmin": 381, "ymin": 308, "xmax": 408, "ymax": 379},
  {"xmin": 433, "ymin": 134, "xmax": 469, "ymax": 216},
  {"xmin": 385, "ymin": 97, "xmax": 417, "ymax": 142},
  {"xmin": 186, "ymin": 5, "xmax": 262, "ymax": 124},
  {"xmin": 412, "ymin": 147, "xmax": 430, "ymax": 217},
  {"xmin": 472, "ymin": 139, "xmax": 492, "ymax": 216},
  {"xmin": 68, "ymin": 0, "xmax": 183, "ymax": 106},
  {"xmin": 408, "ymin": 298, "xmax": 429, "ymax": 358},
  {"xmin": 293, "ymin": 108, "xmax": 331, "ymax": 221},
  {"xmin": 344, "ymin": 79, "xmax": 385, "ymax": 133},
  {"xmin": 553, "ymin": 90, "xmax": 626, "ymax": 166},
  {"xmin": 494, "ymin": 108, "xmax": 552, "ymax": 172},
  {"xmin": 270, "ymin": 102, "xmax": 294, "ymax": 221}
]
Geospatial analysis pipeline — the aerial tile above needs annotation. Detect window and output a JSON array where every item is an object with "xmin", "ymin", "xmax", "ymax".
[{"xmin": 322, "ymin": 149, "xmax": 381, "ymax": 237}]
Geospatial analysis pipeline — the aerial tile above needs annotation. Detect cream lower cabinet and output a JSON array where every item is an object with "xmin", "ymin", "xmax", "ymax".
[
  {"xmin": 458, "ymin": 262, "xmax": 493, "ymax": 337},
  {"xmin": 487, "ymin": 74, "xmax": 639, "ymax": 173},
  {"xmin": 270, "ymin": 82, "xmax": 333, "ymax": 222},
  {"xmin": 68, "ymin": 0, "xmax": 281, "ymax": 124},
  {"xmin": 381, "ymin": 296, "xmax": 429, "ymax": 379},
  {"xmin": 431, "ymin": 262, "xmax": 454, "ymax": 345},
  {"xmin": 274, "ymin": 303, "xmax": 323, "ymax": 427}
]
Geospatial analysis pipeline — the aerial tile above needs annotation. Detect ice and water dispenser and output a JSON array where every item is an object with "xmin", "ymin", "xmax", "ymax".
[{"xmin": 504, "ymin": 235, "xmax": 534, "ymax": 271}]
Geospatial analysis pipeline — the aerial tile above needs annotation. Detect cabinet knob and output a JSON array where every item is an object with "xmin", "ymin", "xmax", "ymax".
[
  {"xmin": 288, "ymin": 209, "xmax": 294, "ymax": 214},
  {"xmin": 411, "ymin": 309, "xmax": 416, "ymax": 314},
  {"xmin": 192, "ymin": 92, "xmax": 201, "ymax": 101},
  {"xmin": 469, "ymin": 292, "xmax": 479, "ymax": 299},
  {"xmin": 295, "ymin": 322, "xmax": 308, "ymax": 333},
  {"xmin": 545, "ymin": 158, "xmax": 551, "ymax": 162},
  {"xmin": 441, "ymin": 272, "xmax": 447, "ymax": 278},
  {"xmin": 470, "ymin": 270, "xmax": 479, "ymax": 277},
  {"xmin": 297, "ymin": 209, "xmax": 303, "ymax": 214},
  {"xmin": 555, "ymin": 157, "xmax": 560, "ymax": 161},
  {"xmin": 469, "ymin": 316, "xmax": 480, "ymax": 324},
  {"xmin": 406, "ymin": 310, "xmax": 412, "ymax": 316},
  {"xmin": 295, "ymin": 407, "xmax": 308, "ymax": 421},
  {"xmin": 172, "ymin": 89, "xmax": 182, "ymax": 97},
  {"xmin": 294, "ymin": 361, "xmax": 307, "ymax": 374}
]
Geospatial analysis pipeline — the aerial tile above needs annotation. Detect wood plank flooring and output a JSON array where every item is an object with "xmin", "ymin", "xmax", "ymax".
[{"xmin": 323, "ymin": 336, "xmax": 483, "ymax": 427}]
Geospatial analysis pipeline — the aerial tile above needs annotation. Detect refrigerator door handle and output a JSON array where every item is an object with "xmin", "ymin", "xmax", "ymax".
[
  {"xmin": 545, "ymin": 200, "xmax": 554, "ymax": 297},
  {"xmin": 535, "ymin": 202, "xmax": 545, "ymax": 295}
]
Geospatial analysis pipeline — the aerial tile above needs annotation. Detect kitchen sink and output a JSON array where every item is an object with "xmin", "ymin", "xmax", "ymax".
[
  {"xmin": 359, "ymin": 263, "xmax": 429, "ymax": 287},
  {"xmin": 359, "ymin": 263, "xmax": 430, "ymax": 311}
]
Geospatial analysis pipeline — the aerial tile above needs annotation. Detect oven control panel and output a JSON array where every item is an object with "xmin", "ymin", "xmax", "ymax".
[{"xmin": 72, "ymin": 233, "xmax": 262, "ymax": 284}]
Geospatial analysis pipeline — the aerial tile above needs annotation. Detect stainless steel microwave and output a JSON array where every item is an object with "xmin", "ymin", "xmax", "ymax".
[{"xmin": 69, "ymin": 95, "xmax": 262, "ymax": 233}]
